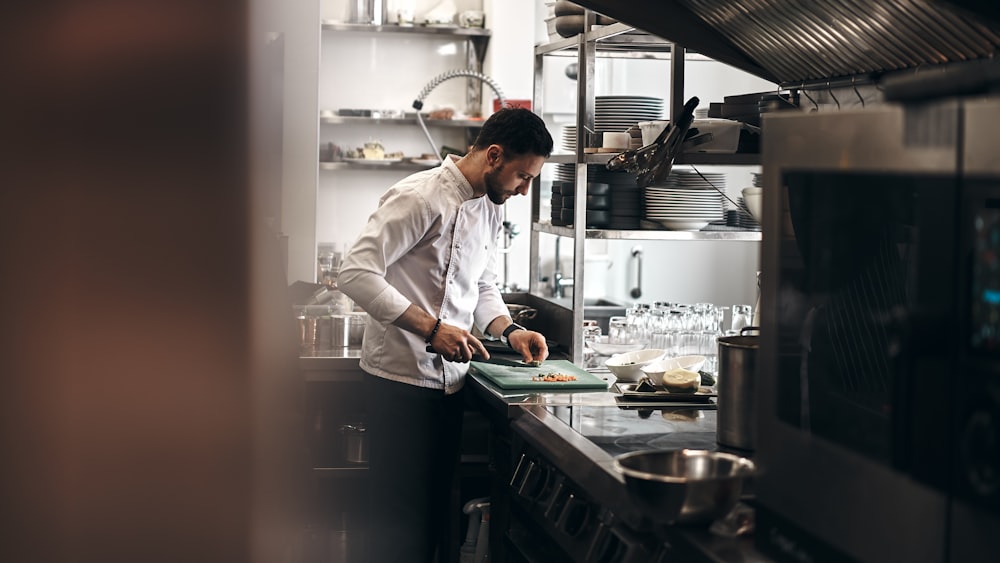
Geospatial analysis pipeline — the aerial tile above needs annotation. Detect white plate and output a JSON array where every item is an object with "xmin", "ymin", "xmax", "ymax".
[
  {"xmin": 343, "ymin": 157, "xmax": 402, "ymax": 165},
  {"xmin": 658, "ymin": 219, "xmax": 709, "ymax": 231},
  {"xmin": 411, "ymin": 158, "xmax": 441, "ymax": 166}
]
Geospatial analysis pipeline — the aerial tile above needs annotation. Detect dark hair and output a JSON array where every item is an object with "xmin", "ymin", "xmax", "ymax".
[{"xmin": 471, "ymin": 107, "xmax": 553, "ymax": 158}]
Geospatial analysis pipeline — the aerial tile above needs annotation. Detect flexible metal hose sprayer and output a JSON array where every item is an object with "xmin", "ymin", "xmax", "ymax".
[{"xmin": 412, "ymin": 69, "xmax": 507, "ymax": 159}]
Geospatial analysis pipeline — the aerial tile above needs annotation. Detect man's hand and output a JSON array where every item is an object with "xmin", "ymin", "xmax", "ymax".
[
  {"xmin": 428, "ymin": 321, "xmax": 489, "ymax": 363},
  {"xmin": 508, "ymin": 329, "xmax": 548, "ymax": 365}
]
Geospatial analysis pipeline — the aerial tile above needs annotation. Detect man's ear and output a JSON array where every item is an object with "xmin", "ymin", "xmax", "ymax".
[{"xmin": 487, "ymin": 144, "xmax": 503, "ymax": 166}]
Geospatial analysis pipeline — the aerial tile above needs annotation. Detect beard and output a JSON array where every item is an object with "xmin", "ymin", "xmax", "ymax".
[{"xmin": 484, "ymin": 164, "xmax": 507, "ymax": 205}]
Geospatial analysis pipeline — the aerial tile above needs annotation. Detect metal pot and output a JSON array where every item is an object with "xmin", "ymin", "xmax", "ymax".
[
  {"xmin": 340, "ymin": 423, "xmax": 368, "ymax": 464},
  {"xmin": 507, "ymin": 304, "xmax": 537, "ymax": 326},
  {"xmin": 716, "ymin": 327, "xmax": 759, "ymax": 451}
]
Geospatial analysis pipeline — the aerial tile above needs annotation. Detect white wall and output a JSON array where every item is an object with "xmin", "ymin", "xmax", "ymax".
[
  {"xmin": 263, "ymin": 0, "xmax": 321, "ymax": 284},
  {"xmin": 283, "ymin": 0, "xmax": 775, "ymax": 311}
]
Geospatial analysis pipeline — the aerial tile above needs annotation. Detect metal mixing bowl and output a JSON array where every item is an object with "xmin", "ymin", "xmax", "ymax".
[{"xmin": 613, "ymin": 449, "xmax": 755, "ymax": 524}]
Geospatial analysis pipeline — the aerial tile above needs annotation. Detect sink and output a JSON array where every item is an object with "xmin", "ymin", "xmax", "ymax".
[
  {"xmin": 499, "ymin": 292, "xmax": 629, "ymax": 351},
  {"xmin": 553, "ymin": 297, "xmax": 628, "ymax": 333},
  {"xmin": 583, "ymin": 298, "xmax": 625, "ymax": 307}
]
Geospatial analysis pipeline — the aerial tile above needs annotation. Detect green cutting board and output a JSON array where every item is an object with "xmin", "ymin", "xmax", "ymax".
[{"xmin": 469, "ymin": 359, "xmax": 609, "ymax": 391}]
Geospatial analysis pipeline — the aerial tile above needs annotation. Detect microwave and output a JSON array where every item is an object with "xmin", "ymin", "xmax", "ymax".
[{"xmin": 756, "ymin": 97, "xmax": 1000, "ymax": 563}]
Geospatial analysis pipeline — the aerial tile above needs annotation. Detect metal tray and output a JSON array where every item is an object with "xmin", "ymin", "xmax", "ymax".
[{"xmin": 615, "ymin": 382, "xmax": 717, "ymax": 403}]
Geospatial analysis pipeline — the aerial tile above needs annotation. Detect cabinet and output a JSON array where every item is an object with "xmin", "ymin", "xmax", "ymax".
[{"xmin": 529, "ymin": 16, "xmax": 764, "ymax": 363}]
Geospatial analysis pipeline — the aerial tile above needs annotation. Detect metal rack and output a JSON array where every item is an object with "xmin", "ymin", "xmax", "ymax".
[{"xmin": 528, "ymin": 14, "xmax": 761, "ymax": 364}]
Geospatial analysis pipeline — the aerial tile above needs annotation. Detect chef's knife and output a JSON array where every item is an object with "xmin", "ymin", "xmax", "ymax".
[{"xmin": 425, "ymin": 345, "xmax": 541, "ymax": 367}]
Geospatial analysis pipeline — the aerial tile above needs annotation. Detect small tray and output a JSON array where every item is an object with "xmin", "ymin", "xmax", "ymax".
[{"xmin": 615, "ymin": 382, "xmax": 717, "ymax": 403}]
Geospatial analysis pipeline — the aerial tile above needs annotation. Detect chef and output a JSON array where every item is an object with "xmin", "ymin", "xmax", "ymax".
[{"xmin": 337, "ymin": 107, "xmax": 554, "ymax": 563}]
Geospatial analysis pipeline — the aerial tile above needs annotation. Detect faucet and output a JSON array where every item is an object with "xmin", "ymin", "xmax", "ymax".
[{"xmin": 550, "ymin": 237, "xmax": 574, "ymax": 298}]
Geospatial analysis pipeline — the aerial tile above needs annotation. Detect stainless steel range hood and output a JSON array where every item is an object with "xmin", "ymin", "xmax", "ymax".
[{"xmin": 572, "ymin": 0, "xmax": 1000, "ymax": 87}]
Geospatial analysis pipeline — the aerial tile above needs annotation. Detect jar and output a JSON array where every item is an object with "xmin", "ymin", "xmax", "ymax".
[{"xmin": 340, "ymin": 423, "xmax": 369, "ymax": 464}]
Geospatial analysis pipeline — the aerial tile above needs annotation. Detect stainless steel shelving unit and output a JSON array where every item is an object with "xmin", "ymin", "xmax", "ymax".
[
  {"xmin": 318, "ymin": 23, "xmax": 492, "ymax": 171},
  {"xmin": 529, "ymin": 14, "xmax": 762, "ymax": 364},
  {"xmin": 319, "ymin": 114, "xmax": 486, "ymax": 127}
]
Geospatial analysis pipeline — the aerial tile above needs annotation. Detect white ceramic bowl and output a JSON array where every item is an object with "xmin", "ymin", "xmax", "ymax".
[
  {"xmin": 605, "ymin": 349, "xmax": 667, "ymax": 382},
  {"xmin": 742, "ymin": 187, "xmax": 763, "ymax": 223},
  {"xmin": 640, "ymin": 355, "xmax": 707, "ymax": 386}
]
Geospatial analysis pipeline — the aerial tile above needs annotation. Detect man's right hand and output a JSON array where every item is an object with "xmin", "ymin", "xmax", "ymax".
[{"xmin": 428, "ymin": 321, "xmax": 488, "ymax": 363}]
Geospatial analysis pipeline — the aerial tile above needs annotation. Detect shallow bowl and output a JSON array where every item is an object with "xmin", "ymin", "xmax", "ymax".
[
  {"xmin": 604, "ymin": 348, "xmax": 666, "ymax": 382},
  {"xmin": 614, "ymin": 449, "xmax": 755, "ymax": 524},
  {"xmin": 588, "ymin": 336, "xmax": 645, "ymax": 356},
  {"xmin": 640, "ymin": 355, "xmax": 707, "ymax": 386}
]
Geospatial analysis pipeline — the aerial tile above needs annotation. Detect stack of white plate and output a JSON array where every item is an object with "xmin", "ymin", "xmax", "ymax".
[
  {"xmin": 644, "ymin": 171, "xmax": 727, "ymax": 231},
  {"xmin": 595, "ymin": 96, "xmax": 664, "ymax": 134},
  {"xmin": 561, "ymin": 125, "xmax": 577, "ymax": 153}
]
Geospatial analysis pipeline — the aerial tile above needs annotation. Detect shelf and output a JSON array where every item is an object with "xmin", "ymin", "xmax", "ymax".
[
  {"xmin": 321, "ymin": 21, "xmax": 491, "ymax": 38},
  {"xmin": 313, "ymin": 466, "xmax": 369, "ymax": 478},
  {"xmin": 546, "ymin": 152, "xmax": 760, "ymax": 166},
  {"xmin": 319, "ymin": 161, "xmax": 436, "ymax": 171},
  {"xmin": 320, "ymin": 113, "xmax": 485, "ymax": 128},
  {"xmin": 536, "ymin": 23, "xmax": 674, "ymax": 58},
  {"xmin": 533, "ymin": 221, "xmax": 761, "ymax": 241}
]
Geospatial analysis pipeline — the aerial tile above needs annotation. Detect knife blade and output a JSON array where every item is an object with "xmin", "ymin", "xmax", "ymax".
[
  {"xmin": 425, "ymin": 345, "xmax": 541, "ymax": 367},
  {"xmin": 471, "ymin": 355, "xmax": 542, "ymax": 368}
]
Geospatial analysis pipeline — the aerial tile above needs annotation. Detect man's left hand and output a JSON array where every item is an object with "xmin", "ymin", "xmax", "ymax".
[{"xmin": 509, "ymin": 329, "xmax": 548, "ymax": 364}]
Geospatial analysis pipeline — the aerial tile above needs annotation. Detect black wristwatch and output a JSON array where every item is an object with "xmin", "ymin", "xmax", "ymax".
[{"xmin": 500, "ymin": 323, "xmax": 526, "ymax": 347}]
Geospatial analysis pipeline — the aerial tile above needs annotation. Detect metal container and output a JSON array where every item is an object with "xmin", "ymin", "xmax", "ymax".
[
  {"xmin": 614, "ymin": 449, "xmax": 755, "ymax": 524},
  {"xmin": 716, "ymin": 328, "xmax": 759, "ymax": 451},
  {"xmin": 340, "ymin": 423, "xmax": 368, "ymax": 464},
  {"xmin": 330, "ymin": 313, "xmax": 366, "ymax": 348},
  {"xmin": 347, "ymin": 312, "xmax": 366, "ymax": 347},
  {"xmin": 330, "ymin": 315, "xmax": 351, "ymax": 348}
]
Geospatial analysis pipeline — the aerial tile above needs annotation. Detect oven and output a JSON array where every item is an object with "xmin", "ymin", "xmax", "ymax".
[
  {"xmin": 757, "ymin": 96, "xmax": 1000, "ymax": 563},
  {"xmin": 502, "ymin": 403, "xmax": 723, "ymax": 562}
]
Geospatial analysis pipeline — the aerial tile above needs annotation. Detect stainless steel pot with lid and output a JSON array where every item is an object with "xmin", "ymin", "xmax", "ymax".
[{"xmin": 716, "ymin": 327, "xmax": 759, "ymax": 451}]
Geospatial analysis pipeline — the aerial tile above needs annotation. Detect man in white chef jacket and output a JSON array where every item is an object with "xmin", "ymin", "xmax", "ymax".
[{"xmin": 338, "ymin": 107, "xmax": 554, "ymax": 563}]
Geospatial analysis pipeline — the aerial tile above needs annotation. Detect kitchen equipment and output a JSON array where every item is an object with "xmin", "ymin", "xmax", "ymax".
[
  {"xmin": 330, "ymin": 312, "xmax": 367, "ymax": 348},
  {"xmin": 469, "ymin": 359, "xmax": 608, "ymax": 390},
  {"xmin": 340, "ymin": 423, "xmax": 368, "ymax": 464},
  {"xmin": 716, "ymin": 327, "xmax": 758, "ymax": 451},
  {"xmin": 506, "ymin": 303, "xmax": 537, "ymax": 326},
  {"xmin": 613, "ymin": 449, "xmax": 755, "ymax": 524},
  {"xmin": 606, "ymin": 96, "xmax": 700, "ymax": 188},
  {"xmin": 346, "ymin": 0, "xmax": 378, "ymax": 24},
  {"xmin": 757, "ymin": 97, "xmax": 1000, "ymax": 563},
  {"xmin": 614, "ymin": 382, "xmax": 716, "ymax": 403},
  {"xmin": 683, "ymin": 119, "xmax": 740, "ymax": 154}
]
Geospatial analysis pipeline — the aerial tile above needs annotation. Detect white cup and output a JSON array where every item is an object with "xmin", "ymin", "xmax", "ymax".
[
  {"xmin": 459, "ymin": 10, "xmax": 485, "ymax": 28},
  {"xmin": 603, "ymin": 131, "xmax": 630, "ymax": 149}
]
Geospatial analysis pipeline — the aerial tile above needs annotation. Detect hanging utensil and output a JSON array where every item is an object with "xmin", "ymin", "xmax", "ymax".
[{"xmin": 606, "ymin": 97, "xmax": 701, "ymax": 188}]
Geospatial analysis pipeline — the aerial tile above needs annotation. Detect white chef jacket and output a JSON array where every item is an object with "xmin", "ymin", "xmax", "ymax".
[{"xmin": 337, "ymin": 155, "xmax": 509, "ymax": 394}]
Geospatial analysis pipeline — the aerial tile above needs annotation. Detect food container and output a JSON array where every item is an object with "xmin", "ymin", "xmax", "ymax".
[
  {"xmin": 331, "ymin": 312, "xmax": 368, "ymax": 348},
  {"xmin": 683, "ymin": 119, "xmax": 741, "ymax": 154},
  {"xmin": 614, "ymin": 449, "xmax": 755, "ymax": 524},
  {"xmin": 340, "ymin": 423, "xmax": 368, "ymax": 464},
  {"xmin": 716, "ymin": 328, "xmax": 759, "ymax": 451}
]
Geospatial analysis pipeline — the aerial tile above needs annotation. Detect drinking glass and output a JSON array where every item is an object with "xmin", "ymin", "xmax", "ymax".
[
  {"xmin": 608, "ymin": 316, "xmax": 630, "ymax": 344},
  {"xmin": 731, "ymin": 304, "xmax": 753, "ymax": 332}
]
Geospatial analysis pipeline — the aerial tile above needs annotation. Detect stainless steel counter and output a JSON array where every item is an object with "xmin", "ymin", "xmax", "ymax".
[
  {"xmin": 299, "ymin": 348, "xmax": 364, "ymax": 381},
  {"xmin": 300, "ymin": 349, "xmax": 767, "ymax": 562}
]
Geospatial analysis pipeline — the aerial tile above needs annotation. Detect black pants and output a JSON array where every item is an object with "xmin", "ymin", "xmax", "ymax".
[{"xmin": 363, "ymin": 374, "xmax": 465, "ymax": 563}]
